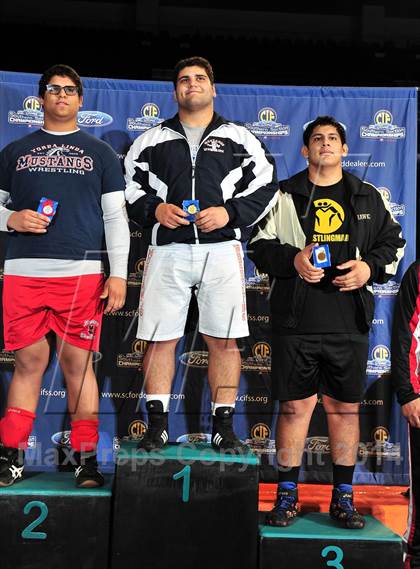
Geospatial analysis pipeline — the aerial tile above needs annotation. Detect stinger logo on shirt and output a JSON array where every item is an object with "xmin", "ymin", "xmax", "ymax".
[{"xmin": 314, "ymin": 198, "xmax": 344, "ymax": 233}]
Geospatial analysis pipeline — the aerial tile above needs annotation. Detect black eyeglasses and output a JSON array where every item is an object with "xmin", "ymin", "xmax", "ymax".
[{"xmin": 46, "ymin": 84, "xmax": 79, "ymax": 96}]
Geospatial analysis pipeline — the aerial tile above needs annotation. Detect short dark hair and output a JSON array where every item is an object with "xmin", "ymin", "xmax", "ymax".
[
  {"xmin": 303, "ymin": 115, "xmax": 346, "ymax": 146},
  {"xmin": 173, "ymin": 56, "xmax": 214, "ymax": 87},
  {"xmin": 38, "ymin": 64, "xmax": 83, "ymax": 98}
]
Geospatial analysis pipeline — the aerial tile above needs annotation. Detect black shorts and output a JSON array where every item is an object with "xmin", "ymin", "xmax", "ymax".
[{"xmin": 271, "ymin": 333, "xmax": 369, "ymax": 403}]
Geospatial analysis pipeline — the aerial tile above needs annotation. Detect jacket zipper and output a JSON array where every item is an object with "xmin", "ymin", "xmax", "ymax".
[{"xmin": 164, "ymin": 127, "xmax": 214, "ymax": 244}]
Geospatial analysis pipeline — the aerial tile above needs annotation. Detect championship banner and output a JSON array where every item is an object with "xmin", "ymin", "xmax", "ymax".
[{"xmin": 0, "ymin": 71, "xmax": 416, "ymax": 484}]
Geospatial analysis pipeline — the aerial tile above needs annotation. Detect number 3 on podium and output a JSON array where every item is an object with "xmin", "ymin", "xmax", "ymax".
[{"xmin": 321, "ymin": 545, "xmax": 344, "ymax": 569}]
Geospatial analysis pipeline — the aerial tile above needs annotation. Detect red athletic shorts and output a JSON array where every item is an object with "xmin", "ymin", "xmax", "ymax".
[{"xmin": 3, "ymin": 274, "xmax": 104, "ymax": 352}]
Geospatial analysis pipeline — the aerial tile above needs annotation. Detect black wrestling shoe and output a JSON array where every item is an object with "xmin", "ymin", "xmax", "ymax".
[
  {"xmin": 329, "ymin": 488, "xmax": 365, "ymax": 529},
  {"xmin": 0, "ymin": 445, "xmax": 24, "ymax": 487},
  {"xmin": 137, "ymin": 400, "xmax": 169, "ymax": 451},
  {"xmin": 211, "ymin": 407, "xmax": 249, "ymax": 452},
  {"xmin": 266, "ymin": 487, "xmax": 299, "ymax": 527},
  {"xmin": 74, "ymin": 451, "xmax": 104, "ymax": 488}
]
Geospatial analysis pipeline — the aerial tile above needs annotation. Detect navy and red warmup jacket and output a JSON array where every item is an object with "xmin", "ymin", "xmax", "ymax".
[{"xmin": 391, "ymin": 260, "xmax": 420, "ymax": 406}]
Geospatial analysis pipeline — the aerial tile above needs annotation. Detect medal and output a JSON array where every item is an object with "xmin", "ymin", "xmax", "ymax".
[
  {"xmin": 37, "ymin": 197, "xmax": 58, "ymax": 219},
  {"xmin": 182, "ymin": 199, "xmax": 200, "ymax": 222},
  {"xmin": 313, "ymin": 244, "xmax": 331, "ymax": 268}
]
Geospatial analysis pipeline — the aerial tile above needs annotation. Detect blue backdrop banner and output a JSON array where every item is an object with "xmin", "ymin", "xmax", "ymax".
[{"xmin": 0, "ymin": 71, "xmax": 416, "ymax": 484}]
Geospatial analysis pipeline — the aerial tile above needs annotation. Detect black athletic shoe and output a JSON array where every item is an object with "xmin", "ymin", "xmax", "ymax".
[
  {"xmin": 0, "ymin": 445, "xmax": 24, "ymax": 487},
  {"xmin": 266, "ymin": 488, "xmax": 299, "ymax": 527},
  {"xmin": 74, "ymin": 452, "xmax": 104, "ymax": 488},
  {"xmin": 211, "ymin": 407, "xmax": 249, "ymax": 452},
  {"xmin": 329, "ymin": 488, "xmax": 365, "ymax": 529},
  {"xmin": 137, "ymin": 400, "xmax": 169, "ymax": 451}
]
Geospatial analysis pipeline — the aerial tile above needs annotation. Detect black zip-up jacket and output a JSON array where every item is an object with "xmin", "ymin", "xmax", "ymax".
[
  {"xmin": 124, "ymin": 112, "xmax": 278, "ymax": 245},
  {"xmin": 391, "ymin": 261, "xmax": 420, "ymax": 405},
  {"xmin": 248, "ymin": 169, "xmax": 405, "ymax": 331}
]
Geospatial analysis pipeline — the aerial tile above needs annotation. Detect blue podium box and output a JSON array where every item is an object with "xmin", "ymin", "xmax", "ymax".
[
  {"xmin": 259, "ymin": 512, "xmax": 404, "ymax": 569},
  {"xmin": 111, "ymin": 441, "xmax": 260, "ymax": 569},
  {"xmin": 0, "ymin": 472, "xmax": 113, "ymax": 569}
]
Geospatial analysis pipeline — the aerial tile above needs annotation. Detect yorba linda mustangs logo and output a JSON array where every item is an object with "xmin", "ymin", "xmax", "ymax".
[
  {"xmin": 16, "ymin": 144, "xmax": 93, "ymax": 175},
  {"xmin": 360, "ymin": 110, "xmax": 406, "ymax": 140},
  {"xmin": 203, "ymin": 138, "xmax": 225, "ymax": 153},
  {"xmin": 127, "ymin": 103, "xmax": 164, "ymax": 132},
  {"xmin": 245, "ymin": 108, "xmax": 290, "ymax": 137}
]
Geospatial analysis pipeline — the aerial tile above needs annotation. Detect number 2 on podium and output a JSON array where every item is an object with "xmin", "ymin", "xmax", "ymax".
[
  {"xmin": 172, "ymin": 465, "xmax": 191, "ymax": 503},
  {"xmin": 21, "ymin": 501, "xmax": 48, "ymax": 540}
]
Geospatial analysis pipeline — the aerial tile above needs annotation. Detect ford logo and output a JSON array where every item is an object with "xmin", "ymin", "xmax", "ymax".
[
  {"xmin": 51, "ymin": 430, "xmax": 71, "ymax": 447},
  {"xmin": 176, "ymin": 433, "xmax": 212, "ymax": 444},
  {"xmin": 179, "ymin": 350, "xmax": 209, "ymax": 368},
  {"xmin": 77, "ymin": 111, "xmax": 113, "ymax": 128},
  {"xmin": 305, "ymin": 436, "xmax": 330, "ymax": 454}
]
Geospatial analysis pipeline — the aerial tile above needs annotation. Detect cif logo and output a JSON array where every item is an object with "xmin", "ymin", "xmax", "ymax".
[
  {"xmin": 128, "ymin": 420, "xmax": 147, "ymax": 439},
  {"xmin": 23, "ymin": 96, "xmax": 42, "ymax": 112},
  {"xmin": 378, "ymin": 187, "xmax": 391, "ymax": 202},
  {"xmin": 132, "ymin": 339, "xmax": 148, "ymax": 354},
  {"xmin": 258, "ymin": 107, "xmax": 277, "ymax": 122},
  {"xmin": 253, "ymin": 342, "xmax": 271, "ymax": 359},
  {"xmin": 360, "ymin": 111, "xmax": 405, "ymax": 139},
  {"xmin": 27, "ymin": 435, "xmax": 37, "ymax": 449},
  {"xmin": 377, "ymin": 186, "xmax": 405, "ymax": 217},
  {"xmin": 254, "ymin": 266, "xmax": 268, "ymax": 280},
  {"xmin": 250, "ymin": 423, "xmax": 271, "ymax": 440},
  {"xmin": 372, "ymin": 426, "xmax": 389, "ymax": 444},
  {"xmin": 372, "ymin": 344, "xmax": 390, "ymax": 362},
  {"xmin": 51, "ymin": 430, "xmax": 71, "ymax": 447},
  {"xmin": 135, "ymin": 258, "xmax": 145, "ymax": 274},
  {"xmin": 141, "ymin": 103, "xmax": 160, "ymax": 119},
  {"xmin": 374, "ymin": 110, "xmax": 393, "ymax": 127}
]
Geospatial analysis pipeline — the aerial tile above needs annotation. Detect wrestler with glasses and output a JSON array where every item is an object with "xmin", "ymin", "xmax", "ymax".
[
  {"xmin": 0, "ymin": 64, "xmax": 130, "ymax": 488},
  {"xmin": 45, "ymin": 84, "xmax": 80, "ymax": 96}
]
